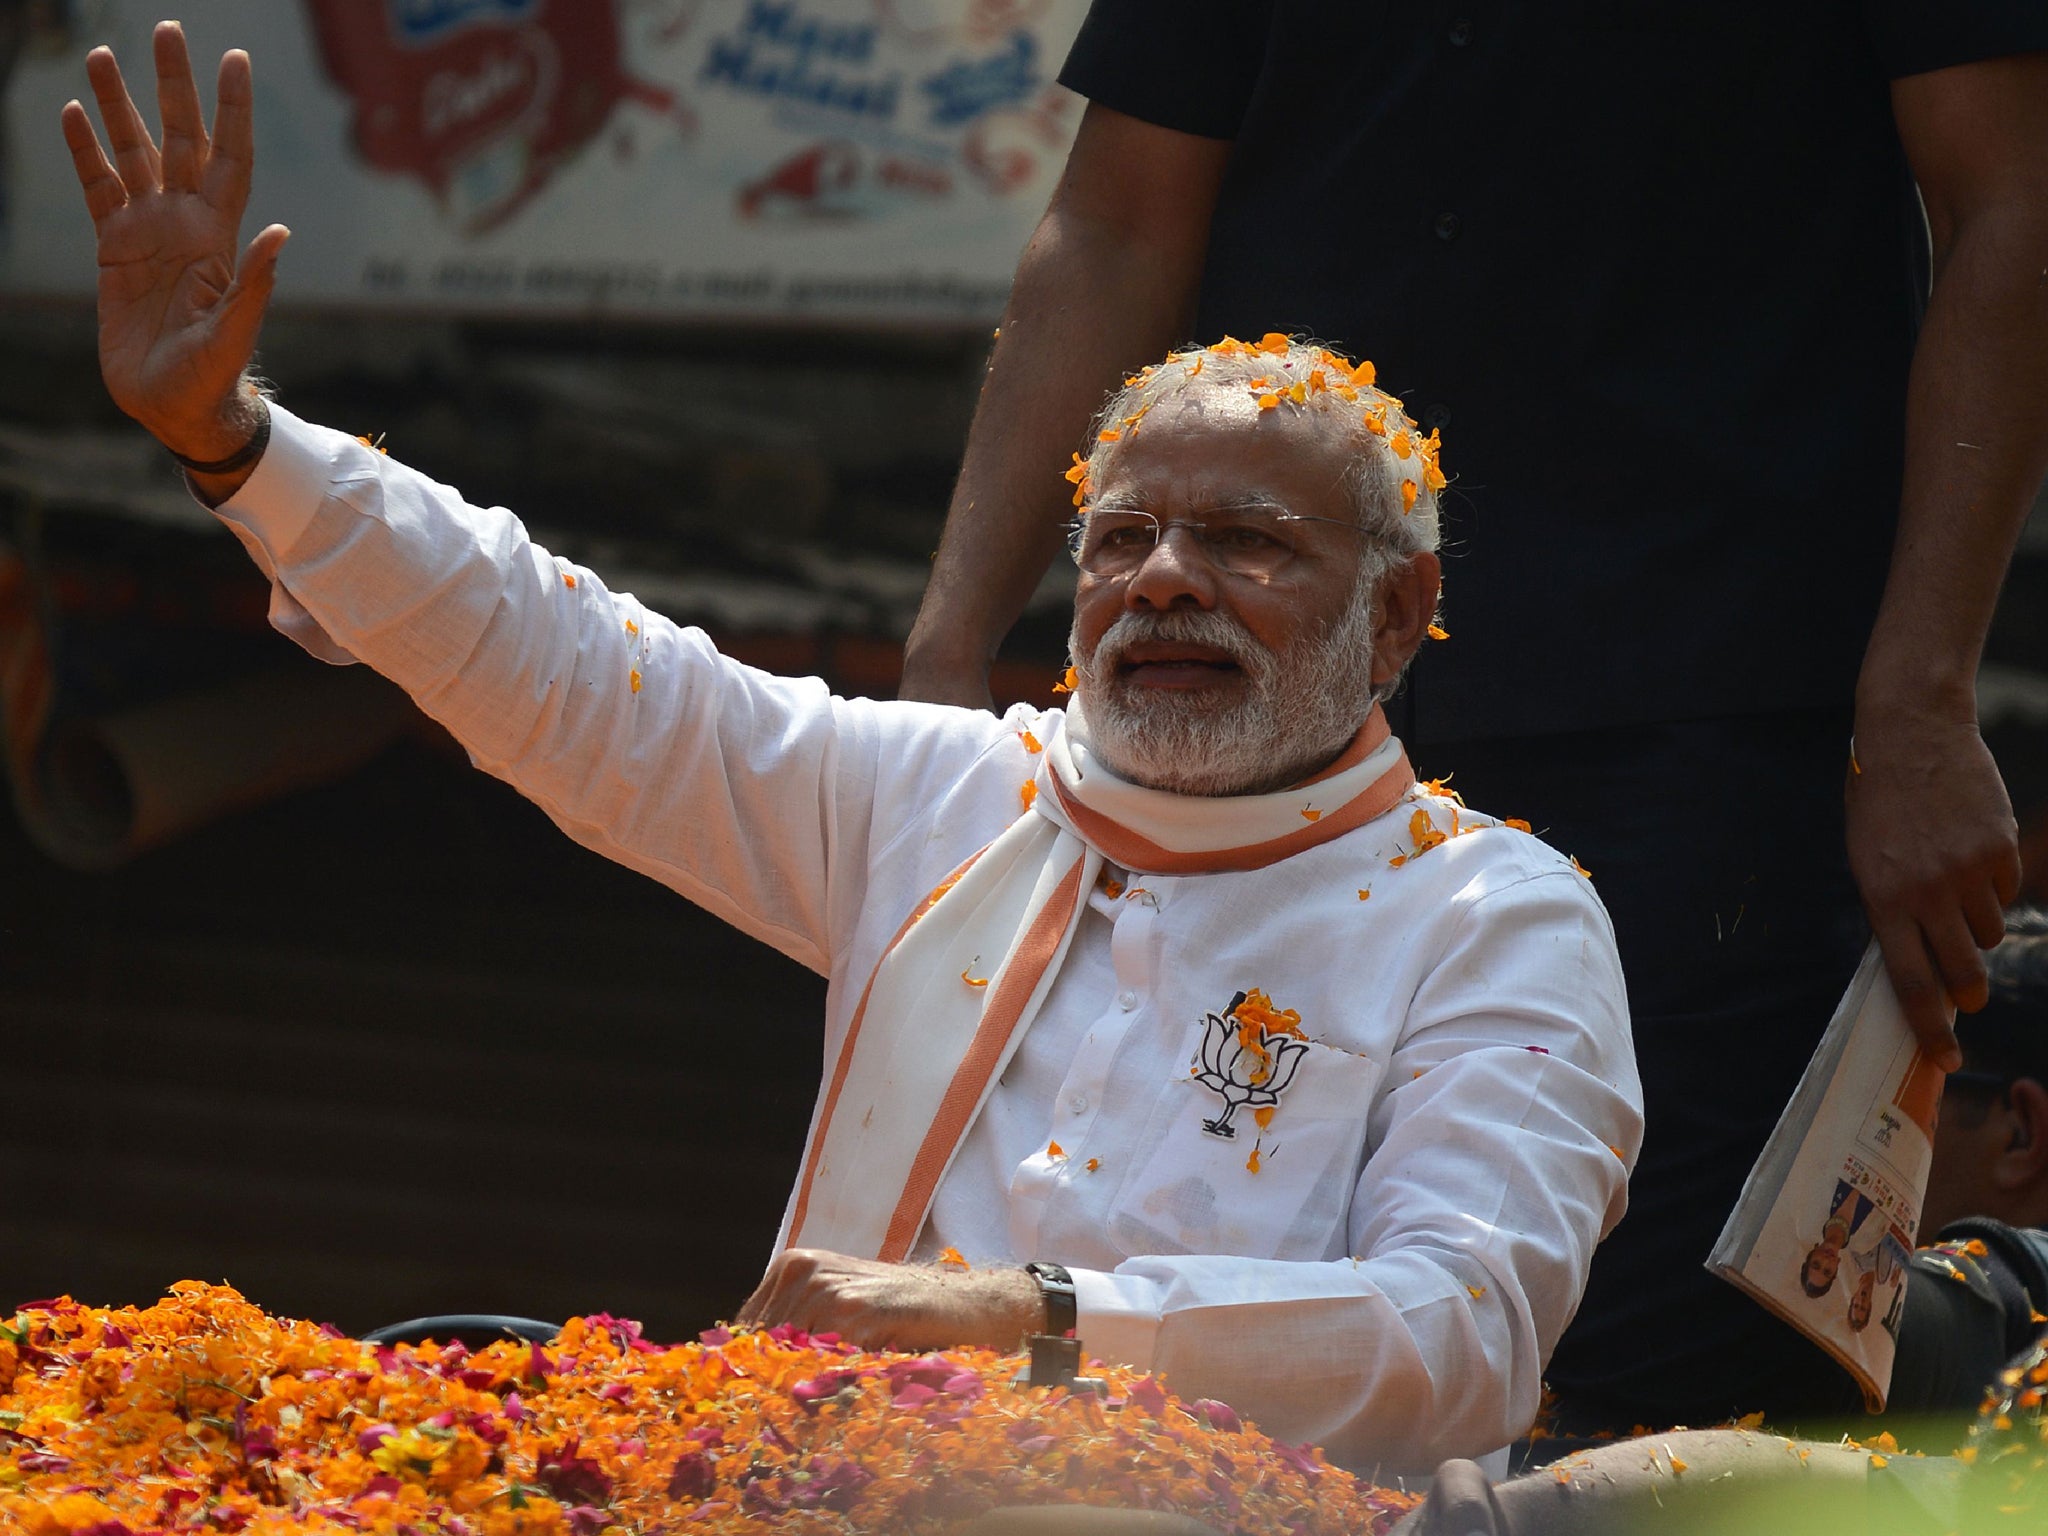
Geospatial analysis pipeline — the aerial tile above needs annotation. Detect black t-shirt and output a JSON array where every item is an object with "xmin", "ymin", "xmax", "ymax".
[{"xmin": 1060, "ymin": 2, "xmax": 2048, "ymax": 742}]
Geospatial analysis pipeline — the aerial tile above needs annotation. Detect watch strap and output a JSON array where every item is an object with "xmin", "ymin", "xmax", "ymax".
[
  {"xmin": 168, "ymin": 397, "xmax": 272, "ymax": 475},
  {"xmin": 1025, "ymin": 1261, "xmax": 1077, "ymax": 1338}
]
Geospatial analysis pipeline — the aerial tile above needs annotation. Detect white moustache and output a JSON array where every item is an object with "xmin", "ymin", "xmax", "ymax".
[{"xmin": 1089, "ymin": 609, "xmax": 1273, "ymax": 680}]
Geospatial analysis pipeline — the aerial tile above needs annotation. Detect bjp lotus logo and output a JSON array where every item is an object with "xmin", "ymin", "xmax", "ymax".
[{"xmin": 1193, "ymin": 989, "xmax": 1310, "ymax": 1139}]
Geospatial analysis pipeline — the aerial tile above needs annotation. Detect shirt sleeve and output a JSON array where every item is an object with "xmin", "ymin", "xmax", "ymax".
[
  {"xmin": 1070, "ymin": 864, "xmax": 1641, "ymax": 1475},
  {"xmin": 208, "ymin": 405, "xmax": 1006, "ymax": 975},
  {"xmin": 1859, "ymin": 2, "xmax": 2048, "ymax": 80},
  {"xmin": 1056, "ymin": 0, "xmax": 1271, "ymax": 140}
]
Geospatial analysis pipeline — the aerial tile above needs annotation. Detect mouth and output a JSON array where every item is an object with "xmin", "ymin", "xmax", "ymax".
[{"xmin": 1112, "ymin": 642, "xmax": 1247, "ymax": 689}]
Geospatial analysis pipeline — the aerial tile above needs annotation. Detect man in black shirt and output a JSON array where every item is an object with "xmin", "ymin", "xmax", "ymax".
[{"xmin": 897, "ymin": 6, "xmax": 2048, "ymax": 1430}]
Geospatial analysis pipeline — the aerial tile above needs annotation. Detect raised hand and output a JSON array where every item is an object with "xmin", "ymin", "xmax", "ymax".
[{"xmin": 59, "ymin": 20, "xmax": 288, "ymax": 463}]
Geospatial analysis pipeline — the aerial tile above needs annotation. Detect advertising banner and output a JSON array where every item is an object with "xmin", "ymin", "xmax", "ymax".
[{"xmin": 0, "ymin": 0, "xmax": 1087, "ymax": 325}]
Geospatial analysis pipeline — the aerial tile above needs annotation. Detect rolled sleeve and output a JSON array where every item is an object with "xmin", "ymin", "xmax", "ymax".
[
  {"xmin": 1057, "ymin": 0, "xmax": 1270, "ymax": 140},
  {"xmin": 1859, "ymin": 2, "xmax": 2048, "ymax": 80}
]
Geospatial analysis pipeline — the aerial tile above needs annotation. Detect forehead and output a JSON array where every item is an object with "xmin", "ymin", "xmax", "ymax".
[{"xmin": 1090, "ymin": 387, "xmax": 1360, "ymax": 513}]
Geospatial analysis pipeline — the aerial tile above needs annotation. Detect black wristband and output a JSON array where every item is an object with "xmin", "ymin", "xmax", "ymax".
[
  {"xmin": 1025, "ymin": 1261, "xmax": 1077, "ymax": 1338},
  {"xmin": 169, "ymin": 397, "xmax": 272, "ymax": 475}
]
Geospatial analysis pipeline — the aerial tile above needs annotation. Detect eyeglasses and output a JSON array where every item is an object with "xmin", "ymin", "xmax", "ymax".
[{"xmin": 1064, "ymin": 504, "xmax": 1371, "ymax": 579}]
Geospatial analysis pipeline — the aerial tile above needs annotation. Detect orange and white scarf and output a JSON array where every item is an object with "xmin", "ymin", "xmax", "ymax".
[{"xmin": 781, "ymin": 704, "xmax": 1414, "ymax": 1260}]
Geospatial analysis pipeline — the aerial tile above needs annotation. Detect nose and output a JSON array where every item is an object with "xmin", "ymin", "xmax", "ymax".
[{"xmin": 1122, "ymin": 524, "xmax": 1219, "ymax": 612}]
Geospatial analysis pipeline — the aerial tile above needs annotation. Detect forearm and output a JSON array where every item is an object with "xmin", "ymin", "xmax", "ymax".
[
  {"xmin": 1488, "ymin": 1431, "xmax": 1907, "ymax": 1536},
  {"xmin": 1859, "ymin": 200, "xmax": 2048, "ymax": 722},
  {"xmin": 900, "ymin": 105, "xmax": 1227, "ymax": 703},
  {"xmin": 902, "ymin": 220, "xmax": 1197, "ymax": 690}
]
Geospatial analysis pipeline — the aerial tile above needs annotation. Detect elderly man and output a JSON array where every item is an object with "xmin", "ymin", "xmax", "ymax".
[{"xmin": 60, "ymin": 26, "xmax": 1639, "ymax": 1476}]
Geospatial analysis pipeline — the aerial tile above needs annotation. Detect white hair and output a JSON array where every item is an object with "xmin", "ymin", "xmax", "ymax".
[
  {"xmin": 1076, "ymin": 336, "xmax": 1446, "ymax": 705},
  {"xmin": 1082, "ymin": 337, "xmax": 1444, "ymax": 565}
]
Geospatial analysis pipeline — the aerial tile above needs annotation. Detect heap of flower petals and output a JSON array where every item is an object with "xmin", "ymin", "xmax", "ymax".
[{"xmin": 0, "ymin": 1283, "xmax": 1421, "ymax": 1535}]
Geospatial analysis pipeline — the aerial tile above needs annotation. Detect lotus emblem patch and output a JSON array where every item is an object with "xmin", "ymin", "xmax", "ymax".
[{"xmin": 1192, "ymin": 989, "xmax": 1309, "ymax": 1139}]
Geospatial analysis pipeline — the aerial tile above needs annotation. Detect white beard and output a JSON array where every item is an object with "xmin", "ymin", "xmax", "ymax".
[{"xmin": 1069, "ymin": 587, "xmax": 1380, "ymax": 797}]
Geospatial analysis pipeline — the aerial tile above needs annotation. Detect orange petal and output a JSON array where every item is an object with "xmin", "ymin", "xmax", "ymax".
[
  {"xmin": 1020, "ymin": 781, "xmax": 1038, "ymax": 813},
  {"xmin": 1254, "ymin": 1106, "xmax": 1275, "ymax": 1130},
  {"xmin": 1258, "ymin": 332, "xmax": 1290, "ymax": 353},
  {"xmin": 1402, "ymin": 481, "xmax": 1419, "ymax": 512},
  {"xmin": 1020, "ymin": 729, "xmax": 1043, "ymax": 753},
  {"xmin": 1300, "ymin": 807, "xmax": 1322, "ymax": 823},
  {"xmin": 1570, "ymin": 855, "xmax": 1593, "ymax": 878},
  {"xmin": 629, "ymin": 668, "xmax": 642, "ymax": 694},
  {"xmin": 1047, "ymin": 1140, "xmax": 1065, "ymax": 1159},
  {"xmin": 1245, "ymin": 1145, "xmax": 1262, "ymax": 1173},
  {"xmin": 1097, "ymin": 429, "xmax": 1121, "ymax": 443},
  {"xmin": 1426, "ymin": 622, "xmax": 1449, "ymax": 640},
  {"xmin": 1053, "ymin": 665, "xmax": 1077, "ymax": 694},
  {"xmin": 1504, "ymin": 817, "xmax": 1532, "ymax": 833},
  {"xmin": 1357, "ymin": 889, "xmax": 1371, "ymax": 901},
  {"xmin": 1085, "ymin": 1157, "xmax": 1101, "ymax": 1172},
  {"xmin": 563, "ymin": 572, "xmax": 578, "ymax": 589}
]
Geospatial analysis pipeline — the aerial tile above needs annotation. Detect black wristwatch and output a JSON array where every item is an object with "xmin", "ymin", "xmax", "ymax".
[{"xmin": 1024, "ymin": 1261, "xmax": 1077, "ymax": 1338}]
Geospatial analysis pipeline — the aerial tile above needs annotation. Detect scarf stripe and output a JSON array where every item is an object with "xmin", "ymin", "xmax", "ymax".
[
  {"xmin": 1046, "ymin": 754, "xmax": 1411, "ymax": 874},
  {"xmin": 877, "ymin": 854, "xmax": 1091, "ymax": 1261},
  {"xmin": 785, "ymin": 845, "xmax": 988, "ymax": 1246}
]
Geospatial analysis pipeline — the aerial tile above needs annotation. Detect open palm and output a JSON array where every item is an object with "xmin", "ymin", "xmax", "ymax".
[{"xmin": 59, "ymin": 21, "xmax": 287, "ymax": 460}]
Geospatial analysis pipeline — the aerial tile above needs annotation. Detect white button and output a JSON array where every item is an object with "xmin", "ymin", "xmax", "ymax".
[
  {"xmin": 1118, "ymin": 991, "xmax": 1136, "ymax": 1010},
  {"xmin": 1069, "ymin": 1092, "xmax": 1089, "ymax": 1113}
]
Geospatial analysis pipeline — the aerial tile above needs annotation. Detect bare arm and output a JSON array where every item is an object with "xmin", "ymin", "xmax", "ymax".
[
  {"xmin": 1847, "ymin": 51, "xmax": 2048, "ymax": 1064},
  {"xmin": 897, "ymin": 103, "xmax": 1231, "ymax": 707}
]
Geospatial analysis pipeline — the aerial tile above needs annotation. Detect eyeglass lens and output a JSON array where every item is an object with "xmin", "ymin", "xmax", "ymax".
[{"xmin": 1069, "ymin": 508, "xmax": 1307, "ymax": 578}]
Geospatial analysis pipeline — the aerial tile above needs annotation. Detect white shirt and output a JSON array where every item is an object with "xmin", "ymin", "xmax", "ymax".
[{"xmin": 213, "ymin": 407, "xmax": 1642, "ymax": 1479}]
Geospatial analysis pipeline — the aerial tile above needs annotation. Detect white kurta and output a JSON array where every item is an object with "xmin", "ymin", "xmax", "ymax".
[{"xmin": 211, "ymin": 407, "xmax": 1643, "ymax": 1479}]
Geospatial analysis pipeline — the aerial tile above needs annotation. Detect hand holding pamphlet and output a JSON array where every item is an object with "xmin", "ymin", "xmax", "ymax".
[{"xmin": 1708, "ymin": 941, "xmax": 1948, "ymax": 1410}]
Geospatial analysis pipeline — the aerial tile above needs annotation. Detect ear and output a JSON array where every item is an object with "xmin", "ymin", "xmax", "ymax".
[
  {"xmin": 1369, "ymin": 550, "xmax": 1443, "ymax": 692},
  {"xmin": 1993, "ymin": 1078, "xmax": 2048, "ymax": 1193}
]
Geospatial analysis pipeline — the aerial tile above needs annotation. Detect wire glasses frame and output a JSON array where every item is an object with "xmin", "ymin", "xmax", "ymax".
[{"xmin": 1064, "ymin": 504, "xmax": 1373, "ymax": 579}]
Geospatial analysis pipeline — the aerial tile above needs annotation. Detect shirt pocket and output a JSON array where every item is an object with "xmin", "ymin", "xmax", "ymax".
[{"xmin": 1108, "ymin": 1038, "xmax": 1383, "ymax": 1261}]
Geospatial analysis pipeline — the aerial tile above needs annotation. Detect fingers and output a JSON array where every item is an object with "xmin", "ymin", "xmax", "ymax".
[
  {"xmin": 60, "ymin": 99, "xmax": 126, "ymax": 223},
  {"xmin": 202, "ymin": 48, "xmax": 256, "ymax": 214},
  {"xmin": 213, "ymin": 223, "xmax": 289, "ymax": 362},
  {"xmin": 1871, "ymin": 917, "xmax": 1961, "ymax": 1068},
  {"xmin": 1961, "ymin": 879, "xmax": 2009, "ymax": 952},
  {"xmin": 85, "ymin": 45, "xmax": 162, "ymax": 197},
  {"xmin": 1926, "ymin": 907, "xmax": 1991, "ymax": 1015},
  {"xmin": 1414, "ymin": 1459, "xmax": 1506, "ymax": 1536},
  {"xmin": 735, "ymin": 1248, "xmax": 809, "ymax": 1327},
  {"xmin": 153, "ymin": 21, "xmax": 210, "ymax": 194}
]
